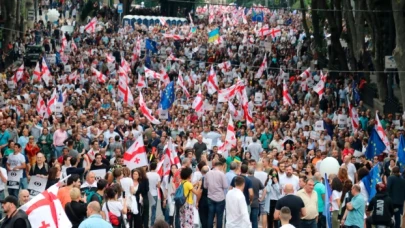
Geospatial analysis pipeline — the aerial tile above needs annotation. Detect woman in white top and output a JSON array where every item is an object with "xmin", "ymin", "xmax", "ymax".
[
  {"xmin": 267, "ymin": 169, "xmax": 282, "ymax": 228},
  {"xmin": 330, "ymin": 177, "xmax": 343, "ymax": 228},
  {"xmin": 317, "ymin": 132, "xmax": 327, "ymax": 152},
  {"xmin": 102, "ymin": 185, "xmax": 127, "ymax": 228},
  {"xmin": 162, "ymin": 164, "xmax": 178, "ymax": 226}
]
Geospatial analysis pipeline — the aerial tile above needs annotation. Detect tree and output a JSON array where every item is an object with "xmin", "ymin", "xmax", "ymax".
[
  {"xmin": 2, "ymin": 0, "xmax": 17, "ymax": 49},
  {"xmin": 391, "ymin": 0, "xmax": 405, "ymax": 107}
]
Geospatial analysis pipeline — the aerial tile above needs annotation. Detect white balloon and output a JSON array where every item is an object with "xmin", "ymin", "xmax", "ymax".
[
  {"xmin": 319, "ymin": 157, "xmax": 340, "ymax": 178},
  {"xmin": 47, "ymin": 9, "xmax": 60, "ymax": 22}
]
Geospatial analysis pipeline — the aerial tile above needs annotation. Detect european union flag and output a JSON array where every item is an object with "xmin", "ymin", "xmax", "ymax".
[
  {"xmin": 323, "ymin": 173, "xmax": 332, "ymax": 228},
  {"xmin": 145, "ymin": 39, "xmax": 158, "ymax": 54},
  {"xmin": 145, "ymin": 55, "xmax": 151, "ymax": 69},
  {"xmin": 251, "ymin": 10, "xmax": 264, "ymax": 22},
  {"xmin": 365, "ymin": 129, "xmax": 386, "ymax": 159},
  {"xmin": 397, "ymin": 134, "xmax": 405, "ymax": 172},
  {"xmin": 58, "ymin": 91, "xmax": 64, "ymax": 103},
  {"xmin": 160, "ymin": 81, "xmax": 175, "ymax": 110},
  {"xmin": 352, "ymin": 81, "xmax": 361, "ymax": 105},
  {"xmin": 361, "ymin": 165, "xmax": 381, "ymax": 202}
]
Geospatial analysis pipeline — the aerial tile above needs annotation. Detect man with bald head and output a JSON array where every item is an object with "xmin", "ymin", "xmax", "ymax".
[
  {"xmin": 79, "ymin": 201, "xmax": 112, "ymax": 228},
  {"xmin": 274, "ymin": 184, "xmax": 306, "ymax": 228},
  {"xmin": 18, "ymin": 189, "xmax": 30, "ymax": 206}
]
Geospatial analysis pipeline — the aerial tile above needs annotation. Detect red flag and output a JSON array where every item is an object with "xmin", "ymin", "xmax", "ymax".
[
  {"xmin": 255, "ymin": 53, "xmax": 267, "ymax": 78},
  {"xmin": 283, "ymin": 80, "xmax": 294, "ymax": 106},
  {"xmin": 192, "ymin": 89, "xmax": 204, "ymax": 117},
  {"xmin": 207, "ymin": 66, "xmax": 219, "ymax": 95},
  {"xmin": 176, "ymin": 71, "xmax": 190, "ymax": 98},
  {"xmin": 218, "ymin": 115, "xmax": 237, "ymax": 158},
  {"xmin": 123, "ymin": 135, "xmax": 149, "ymax": 170},
  {"xmin": 91, "ymin": 67, "xmax": 107, "ymax": 83},
  {"xmin": 85, "ymin": 17, "xmax": 97, "ymax": 33},
  {"xmin": 139, "ymin": 91, "xmax": 161, "ymax": 125}
]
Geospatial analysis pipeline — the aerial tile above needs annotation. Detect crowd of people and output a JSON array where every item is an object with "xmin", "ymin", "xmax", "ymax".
[{"xmin": 0, "ymin": 1, "xmax": 405, "ymax": 228}]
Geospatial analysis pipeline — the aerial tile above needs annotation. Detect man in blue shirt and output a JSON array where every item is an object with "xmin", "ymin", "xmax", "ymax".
[
  {"xmin": 343, "ymin": 184, "xmax": 365, "ymax": 228},
  {"xmin": 314, "ymin": 172, "xmax": 326, "ymax": 228},
  {"xmin": 0, "ymin": 124, "xmax": 10, "ymax": 152},
  {"xmin": 79, "ymin": 201, "xmax": 112, "ymax": 228}
]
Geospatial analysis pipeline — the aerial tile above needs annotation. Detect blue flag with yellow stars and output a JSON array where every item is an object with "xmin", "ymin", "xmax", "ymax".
[
  {"xmin": 323, "ymin": 173, "xmax": 332, "ymax": 228},
  {"xmin": 365, "ymin": 129, "xmax": 386, "ymax": 159},
  {"xmin": 160, "ymin": 81, "xmax": 175, "ymax": 110},
  {"xmin": 397, "ymin": 134, "xmax": 405, "ymax": 172},
  {"xmin": 361, "ymin": 165, "xmax": 381, "ymax": 202}
]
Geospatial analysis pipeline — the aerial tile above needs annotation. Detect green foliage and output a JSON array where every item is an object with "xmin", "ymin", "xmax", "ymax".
[{"xmin": 292, "ymin": 0, "xmax": 310, "ymax": 9}]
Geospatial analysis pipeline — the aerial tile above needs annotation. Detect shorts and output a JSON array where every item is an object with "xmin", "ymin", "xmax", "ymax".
[{"xmin": 259, "ymin": 201, "xmax": 267, "ymax": 215}]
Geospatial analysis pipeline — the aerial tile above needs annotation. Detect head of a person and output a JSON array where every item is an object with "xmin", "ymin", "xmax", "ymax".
[
  {"xmin": 338, "ymin": 167, "xmax": 349, "ymax": 181},
  {"xmin": 86, "ymin": 171, "xmax": 96, "ymax": 185},
  {"xmin": 240, "ymin": 164, "xmax": 249, "ymax": 175},
  {"xmin": 283, "ymin": 183, "xmax": 294, "ymax": 195},
  {"xmin": 36, "ymin": 152, "xmax": 45, "ymax": 165},
  {"xmin": 234, "ymin": 175, "xmax": 245, "ymax": 190},
  {"xmin": 299, "ymin": 176, "xmax": 307, "ymax": 189},
  {"xmin": 48, "ymin": 166, "xmax": 61, "ymax": 180},
  {"xmin": 67, "ymin": 174, "xmax": 81, "ymax": 188},
  {"xmin": 392, "ymin": 166, "xmax": 400, "ymax": 176},
  {"xmin": 113, "ymin": 168, "xmax": 123, "ymax": 180},
  {"xmin": 97, "ymin": 179, "xmax": 108, "ymax": 191},
  {"xmin": 18, "ymin": 189, "xmax": 30, "ymax": 206},
  {"xmin": 229, "ymin": 148, "xmax": 236, "ymax": 157},
  {"xmin": 152, "ymin": 219, "xmax": 170, "ymax": 228},
  {"xmin": 376, "ymin": 182, "xmax": 386, "ymax": 193},
  {"xmin": 1, "ymin": 196, "xmax": 18, "ymax": 213},
  {"xmin": 94, "ymin": 153, "xmax": 103, "ymax": 164},
  {"xmin": 105, "ymin": 186, "xmax": 119, "ymax": 200},
  {"xmin": 150, "ymin": 162, "xmax": 157, "ymax": 171},
  {"xmin": 357, "ymin": 167, "xmax": 369, "ymax": 182},
  {"xmin": 331, "ymin": 177, "xmax": 343, "ymax": 192},
  {"xmin": 180, "ymin": 167, "xmax": 193, "ymax": 181},
  {"xmin": 70, "ymin": 157, "xmax": 78, "ymax": 167},
  {"xmin": 351, "ymin": 184, "xmax": 361, "ymax": 196},
  {"xmin": 314, "ymin": 172, "xmax": 322, "ymax": 182},
  {"xmin": 70, "ymin": 187, "xmax": 82, "ymax": 202},
  {"xmin": 280, "ymin": 206, "xmax": 292, "ymax": 223},
  {"xmin": 306, "ymin": 163, "xmax": 315, "ymax": 175},
  {"xmin": 14, "ymin": 143, "xmax": 21, "ymax": 153},
  {"xmin": 86, "ymin": 201, "xmax": 101, "ymax": 217},
  {"xmin": 279, "ymin": 162, "xmax": 286, "ymax": 173},
  {"xmin": 285, "ymin": 165, "xmax": 293, "ymax": 177}
]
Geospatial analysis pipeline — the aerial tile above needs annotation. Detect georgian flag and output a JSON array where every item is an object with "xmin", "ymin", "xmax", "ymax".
[
  {"xmin": 228, "ymin": 101, "xmax": 243, "ymax": 120},
  {"xmin": 207, "ymin": 66, "xmax": 219, "ymax": 95},
  {"xmin": 41, "ymin": 58, "xmax": 52, "ymax": 86},
  {"xmin": 106, "ymin": 53, "xmax": 115, "ymax": 63},
  {"xmin": 123, "ymin": 135, "xmax": 149, "ymax": 170},
  {"xmin": 70, "ymin": 41, "xmax": 77, "ymax": 52},
  {"xmin": 269, "ymin": 26, "xmax": 282, "ymax": 38},
  {"xmin": 313, "ymin": 80, "xmax": 325, "ymax": 98},
  {"xmin": 136, "ymin": 74, "xmax": 147, "ymax": 90},
  {"xmin": 46, "ymin": 89, "xmax": 57, "ymax": 116},
  {"xmin": 177, "ymin": 71, "xmax": 190, "ymax": 98},
  {"xmin": 283, "ymin": 80, "xmax": 294, "ymax": 106},
  {"xmin": 218, "ymin": 115, "xmax": 237, "ymax": 158},
  {"xmin": 118, "ymin": 84, "xmax": 134, "ymax": 107},
  {"xmin": 60, "ymin": 33, "xmax": 67, "ymax": 53},
  {"xmin": 256, "ymin": 24, "xmax": 271, "ymax": 37},
  {"xmin": 121, "ymin": 59, "xmax": 131, "ymax": 74},
  {"xmin": 375, "ymin": 111, "xmax": 390, "ymax": 153},
  {"xmin": 13, "ymin": 63, "xmax": 24, "ymax": 84},
  {"xmin": 91, "ymin": 67, "xmax": 107, "ymax": 83},
  {"xmin": 240, "ymin": 88, "xmax": 253, "ymax": 126},
  {"xmin": 163, "ymin": 34, "xmax": 185, "ymax": 40},
  {"xmin": 347, "ymin": 97, "xmax": 359, "ymax": 131},
  {"xmin": 320, "ymin": 70, "xmax": 327, "ymax": 82},
  {"xmin": 255, "ymin": 53, "xmax": 267, "ymax": 78},
  {"xmin": 166, "ymin": 54, "xmax": 185, "ymax": 63},
  {"xmin": 218, "ymin": 61, "xmax": 232, "ymax": 72},
  {"xmin": 84, "ymin": 17, "xmax": 97, "ymax": 33},
  {"xmin": 159, "ymin": 17, "xmax": 167, "ymax": 26},
  {"xmin": 68, "ymin": 70, "xmax": 79, "ymax": 82},
  {"xmin": 139, "ymin": 91, "xmax": 161, "ymax": 125},
  {"xmin": 300, "ymin": 67, "xmax": 311, "ymax": 79},
  {"xmin": 32, "ymin": 62, "xmax": 41, "ymax": 82},
  {"xmin": 159, "ymin": 67, "xmax": 170, "ymax": 86},
  {"xmin": 192, "ymin": 89, "xmax": 204, "ymax": 117},
  {"xmin": 36, "ymin": 94, "xmax": 48, "ymax": 119}
]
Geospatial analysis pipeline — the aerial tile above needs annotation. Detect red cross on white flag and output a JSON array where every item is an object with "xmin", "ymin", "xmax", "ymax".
[
  {"xmin": 123, "ymin": 135, "xmax": 148, "ymax": 170},
  {"xmin": 84, "ymin": 17, "xmax": 97, "ymax": 34},
  {"xmin": 139, "ymin": 91, "xmax": 161, "ymax": 125}
]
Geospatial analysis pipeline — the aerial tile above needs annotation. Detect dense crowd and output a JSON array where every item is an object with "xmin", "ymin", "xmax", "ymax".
[{"xmin": 0, "ymin": 1, "xmax": 405, "ymax": 228}]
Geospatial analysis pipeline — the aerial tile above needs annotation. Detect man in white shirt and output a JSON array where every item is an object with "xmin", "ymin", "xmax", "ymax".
[
  {"xmin": 247, "ymin": 137, "xmax": 263, "ymax": 161},
  {"xmin": 279, "ymin": 165, "xmax": 300, "ymax": 194},
  {"xmin": 103, "ymin": 124, "xmax": 121, "ymax": 143},
  {"xmin": 341, "ymin": 155, "xmax": 357, "ymax": 183},
  {"xmin": 0, "ymin": 164, "xmax": 7, "ymax": 218},
  {"xmin": 6, "ymin": 143, "xmax": 26, "ymax": 198},
  {"xmin": 280, "ymin": 206, "xmax": 296, "ymax": 228},
  {"xmin": 226, "ymin": 176, "xmax": 251, "ymax": 228},
  {"xmin": 146, "ymin": 162, "xmax": 161, "ymax": 227}
]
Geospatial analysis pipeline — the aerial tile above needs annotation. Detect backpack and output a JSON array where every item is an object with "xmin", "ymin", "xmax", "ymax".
[
  {"xmin": 174, "ymin": 181, "xmax": 191, "ymax": 207},
  {"xmin": 87, "ymin": 191, "xmax": 103, "ymax": 204}
]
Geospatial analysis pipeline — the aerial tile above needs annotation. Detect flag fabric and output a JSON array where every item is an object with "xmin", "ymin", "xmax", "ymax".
[
  {"xmin": 255, "ymin": 53, "xmax": 267, "ymax": 78},
  {"xmin": 313, "ymin": 80, "xmax": 325, "ymax": 98},
  {"xmin": 120, "ymin": 85, "xmax": 135, "ymax": 107},
  {"xmin": 217, "ymin": 61, "xmax": 232, "ymax": 72},
  {"xmin": 218, "ymin": 115, "xmax": 237, "ymax": 158},
  {"xmin": 123, "ymin": 135, "xmax": 149, "ymax": 170},
  {"xmin": 251, "ymin": 11, "xmax": 264, "ymax": 22},
  {"xmin": 139, "ymin": 91, "xmax": 161, "ymax": 125},
  {"xmin": 13, "ymin": 63, "xmax": 24, "ymax": 84},
  {"xmin": 208, "ymin": 28, "xmax": 220, "ymax": 43},
  {"xmin": 84, "ymin": 17, "xmax": 97, "ymax": 33},
  {"xmin": 165, "ymin": 137, "xmax": 181, "ymax": 168},
  {"xmin": 192, "ymin": 89, "xmax": 204, "ymax": 117},
  {"xmin": 320, "ymin": 70, "xmax": 327, "ymax": 82},
  {"xmin": 397, "ymin": 134, "xmax": 405, "ymax": 172},
  {"xmin": 159, "ymin": 67, "xmax": 171, "ymax": 86},
  {"xmin": 70, "ymin": 41, "xmax": 77, "ymax": 52},
  {"xmin": 163, "ymin": 34, "xmax": 185, "ymax": 40},
  {"xmin": 166, "ymin": 54, "xmax": 185, "ymax": 63},
  {"xmin": 36, "ymin": 94, "xmax": 47, "ymax": 118},
  {"xmin": 145, "ymin": 39, "xmax": 158, "ymax": 54},
  {"xmin": 256, "ymin": 24, "xmax": 270, "ymax": 37},
  {"xmin": 144, "ymin": 67, "xmax": 161, "ymax": 80},
  {"xmin": 269, "ymin": 27, "xmax": 282, "ymax": 38},
  {"xmin": 375, "ymin": 112, "xmax": 391, "ymax": 152},
  {"xmin": 283, "ymin": 80, "xmax": 294, "ymax": 106},
  {"xmin": 68, "ymin": 70, "xmax": 79, "ymax": 82},
  {"xmin": 323, "ymin": 173, "xmax": 332, "ymax": 228},
  {"xmin": 160, "ymin": 81, "xmax": 175, "ymax": 110},
  {"xmin": 177, "ymin": 71, "xmax": 190, "ymax": 98},
  {"xmin": 60, "ymin": 33, "xmax": 67, "ymax": 53},
  {"xmin": 207, "ymin": 66, "xmax": 219, "ymax": 95},
  {"xmin": 105, "ymin": 53, "xmax": 115, "ymax": 63},
  {"xmin": 41, "ymin": 58, "xmax": 51, "ymax": 86},
  {"xmin": 218, "ymin": 81, "xmax": 244, "ymax": 103},
  {"xmin": 300, "ymin": 67, "xmax": 311, "ymax": 79},
  {"xmin": 240, "ymin": 89, "xmax": 253, "ymax": 126},
  {"xmin": 20, "ymin": 182, "xmax": 72, "ymax": 228},
  {"xmin": 91, "ymin": 67, "xmax": 107, "ymax": 83},
  {"xmin": 159, "ymin": 17, "xmax": 167, "ymax": 26},
  {"xmin": 121, "ymin": 59, "xmax": 131, "ymax": 74},
  {"xmin": 32, "ymin": 62, "xmax": 41, "ymax": 81},
  {"xmin": 228, "ymin": 101, "xmax": 242, "ymax": 120},
  {"xmin": 347, "ymin": 97, "xmax": 359, "ymax": 131},
  {"xmin": 136, "ymin": 74, "xmax": 147, "ymax": 90},
  {"xmin": 361, "ymin": 165, "xmax": 381, "ymax": 202},
  {"xmin": 365, "ymin": 129, "xmax": 386, "ymax": 159},
  {"xmin": 46, "ymin": 89, "xmax": 57, "ymax": 116}
]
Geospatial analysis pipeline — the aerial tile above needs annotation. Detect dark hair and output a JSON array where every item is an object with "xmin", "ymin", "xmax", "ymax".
[
  {"xmin": 340, "ymin": 179, "xmax": 353, "ymax": 202},
  {"xmin": 234, "ymin": 176, "xmax": 245, "ymax": 187},
  {"xmin": 97, "ymin": 179, "xmax": 108, "ymax": 190},
  {"xmin": 331, "ymin": 177, "xmax": 343, "ymax": 192},
  {"xmin": 105, "ymin": 186, "xmax": 118, "ymax": 199},
  {"xmin": 392, "ymin": 166, "xmax": 400, "ymax": 175},
  {"xmin": 150, "ymin": 162, "xmax": 157, "ymax": 170},
  {"xmin": 136, "ymin": 168, "xmax": 148, "ymax": 181},
  {"xmin": 198, "ymin": 161, "xmax": 206, "ymax": 171},
  {"xmin": 241, "ymin": 164, "xmax": 248, "ymax": 174},
  {"xmin": 94, "ymin": 153, "xmax": 102, "ymax": 158},
  {"xmin": 70, "ymin": 157, "xmax": 78, "ymax": 166},
  {"xmin": 168, "ymin": 164, "xmax": 177, "ymax": 183},
  {"xmin": 48, "ymin": 167, "xmax": 59, "ymax": 180},
  {"xmin": 67, "ymin": 174, "xmax": 80, "ymax": 185},
  {"xmin": 265, "ymin": 168, "xmax": 279, "ymax": 186},
  {"xmin": 14, "ymin": 143, "xmax": 21, "ymax": 149},
  {"xmin": 180, "ymin": 167, "xmax": 193, "ymax": 180},
  {"xmin": 152, "ymin": 219, "xmax": 170, "ymax": 228},
  {"xmin": 113, "ymin": 168, "xmax": 122, "ymax": 179},
  {"xmin": 357, "ymin": 167, "xmax": 369, "ymax": 181},
  {"xmin": 63, "ymin": 155, "xmax": 70, "ymax": 163}
]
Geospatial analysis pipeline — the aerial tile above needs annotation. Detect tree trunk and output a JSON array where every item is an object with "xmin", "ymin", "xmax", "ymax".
[
  {"xmin": 342, "ymin": 0, "xmax": 365, "ymax": 65},
  {"xmin": 300, "ymin": 0, "xmax": 310, "ymax": 37},
  {"xmin": 311, "ymin": 0, "xmax": 326, "ymax": 69},
  {"xmin": 391, "ymin": 0, "xmax": 405, "ymax": 107},
  {"xmin": 3, "ymin": 0, "xmax": 17, "ymax": 48}
]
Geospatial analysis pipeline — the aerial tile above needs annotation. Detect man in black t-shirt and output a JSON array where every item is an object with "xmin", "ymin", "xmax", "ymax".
[{"xmin": 274, "ymin": 184, "xmax": 306, "ymax": 228}]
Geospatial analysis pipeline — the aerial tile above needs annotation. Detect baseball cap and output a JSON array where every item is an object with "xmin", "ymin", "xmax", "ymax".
[{"xmin": 0, "ymin": 196, "xmax": 18, "ymax": 206}]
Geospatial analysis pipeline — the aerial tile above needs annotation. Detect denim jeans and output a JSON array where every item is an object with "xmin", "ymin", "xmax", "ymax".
[
  {"xmin": 250, "ymin": 207, "xmax": 260, "ymax": 228},
  {"xmin": 164, "ymin": 202, "xmax": 170, "ymax": 224},
  {"xmin": 207, "ymin": 199, "xmax": 225, "ymax": 228},
  {"xmin": 54, "ymin": 146, "xmax": 64, "ymax": 158},
  {"xmin": 150, "ymin": 196, "xmax": 158, "ymax": 226},
  {"xmin": 301, "ymin": 219, "xmax": 317, "ymax": 228},
  {"xmin": 317, "ymin": 212, "xmax": 326, "ymax": 228}
]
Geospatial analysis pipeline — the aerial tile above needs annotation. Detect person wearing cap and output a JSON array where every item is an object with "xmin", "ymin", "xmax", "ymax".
[{"xmin": 0, "ymin": 195, "xmax": 31, "ymax": 228}]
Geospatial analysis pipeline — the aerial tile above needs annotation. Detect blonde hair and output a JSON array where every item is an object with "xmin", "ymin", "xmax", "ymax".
[{"xmin": 70, "ymin": 187, "xmax": 81, "ymax": 200}]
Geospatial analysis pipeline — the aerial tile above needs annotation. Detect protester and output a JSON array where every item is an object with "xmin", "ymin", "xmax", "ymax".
[
  {"xmin": 0, "ymin": 196, "xmax": 31, "ymax": 228},
  {"xmin": 274, "ymin": 184, "xmax": 306, "ymax": 228},
  {"xmin": 341, "ymin": 184, "xmax": 365, "ymax": 228},
  {"xmin": 226, "ymin": 176, "xmax": 251, "ymax": 228},
  {"xmin": 79, "ymin": 201, "xmax": 113, "ymax": 228},
  {"xmin": 65, "ymin": 188, "xmax": 88, "ymax": 228}
]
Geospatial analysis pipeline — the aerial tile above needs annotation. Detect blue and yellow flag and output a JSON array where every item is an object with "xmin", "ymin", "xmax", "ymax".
[
  {"xmin": 191, "ymin": 27, "xmax": 197, "ymax": 34},
  {"xmin": 365, "ymin": 128, "xmax": 386, "ymax": 159},
  {"xmin": 398, "ymin": 134, "xmax": 405, "ymax": 172},
  {"xmin": 208, "ymin": 28, "xmax": 219, "ymax": 43},
  {"xmin": 361, "ymin": 165, "xmax": 381, "ymax": 202},
  {"xmin": 160, "ymin": 81, "xmax": 175, "ymax": 110}
]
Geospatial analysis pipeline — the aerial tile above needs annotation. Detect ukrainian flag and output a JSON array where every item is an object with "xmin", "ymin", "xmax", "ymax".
[
  {"xmin": 191, "ymin": 27, "xmax": 197, "ymax": 34},
  {"xmin": 208, "ymin": 28, "xmax": 220, "ymax": 43}
]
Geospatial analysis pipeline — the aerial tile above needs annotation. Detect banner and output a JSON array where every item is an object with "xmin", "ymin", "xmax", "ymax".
[
  {"xmin": 92, "ymin": 169, "xmax": 106, "ymax": 182},
  {"xmin": 338, "ymin": 114, "xmax": 347, "ymax": 129},
  {"xmin": 254, "ymin": 92, "xmax": 263, "ymax": 106},
  {"xmin": 310, "ymin": 131, "xmax": 320, "ymax": 140},
  {"xmin": 27, "ymin": 176, "xmax": 47, "ymax": 198},
  {"xmin": 159, "ymin": 109, "xmax": 169, "ymax": 119},
  {"xmin": 7, "ymin": 171, "xmax": 22, "ymax": 189},
  {"xmin": 314, "ymin": 120, "xmax": 324, "ymax": 131}
]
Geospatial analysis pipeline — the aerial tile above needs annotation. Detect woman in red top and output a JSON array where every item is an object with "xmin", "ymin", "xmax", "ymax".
[
  {"xmin": 341, "ymin": 142, "xmax": 354, "ymax": 160},
  {"xmin": 25, "ymin": 136, "xmax": 40, "ymax": 166}
]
